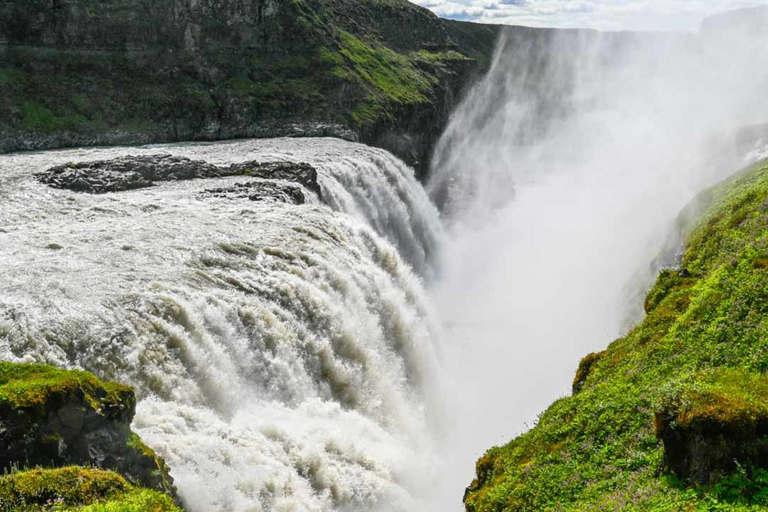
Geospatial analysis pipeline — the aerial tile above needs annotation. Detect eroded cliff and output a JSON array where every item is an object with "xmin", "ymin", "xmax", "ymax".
[{"xmin": 0, "ymin": 0, "xmax": 499, "ymax": 176}]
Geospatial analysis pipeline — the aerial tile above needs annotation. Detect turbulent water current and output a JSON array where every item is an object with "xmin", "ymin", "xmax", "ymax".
[{"xmin": 0, "ymin": 138, "xmax": 445, "ymax": 511}]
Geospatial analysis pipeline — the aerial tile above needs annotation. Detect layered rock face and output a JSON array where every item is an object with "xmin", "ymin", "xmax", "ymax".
[{"xmin": 0, "ymin": 0, "xmax": 500, "ymax": 177}]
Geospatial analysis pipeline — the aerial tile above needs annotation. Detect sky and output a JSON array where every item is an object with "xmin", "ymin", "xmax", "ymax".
[{"xmin": 413, "ymin": 0, "xmax": 768, "ymax": 31}]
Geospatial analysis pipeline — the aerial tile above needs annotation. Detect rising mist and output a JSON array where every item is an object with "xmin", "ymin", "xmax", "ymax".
[{"xmin": 425, "ymin": 15, "xmax": 768, "ymax": 511}]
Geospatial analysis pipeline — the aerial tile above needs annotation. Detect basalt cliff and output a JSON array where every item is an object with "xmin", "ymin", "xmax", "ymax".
[{"xmin": 0, "ymin": 0, "xmax": 499, "ymax": 177}]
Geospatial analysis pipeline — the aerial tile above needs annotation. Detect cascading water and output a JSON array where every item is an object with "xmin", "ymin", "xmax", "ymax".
[{"xmin": 0, "ymin": 138, "xmax": 445, "ymax": 511}]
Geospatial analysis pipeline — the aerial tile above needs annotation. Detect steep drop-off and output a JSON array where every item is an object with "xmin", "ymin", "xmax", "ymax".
[
  {"xmin": 464, "ymin": 158, "xmax": 768, "ymax": 511},
  {"xmin": 0, "ymin": 0, "xmax": 499, "ymax": 176}
]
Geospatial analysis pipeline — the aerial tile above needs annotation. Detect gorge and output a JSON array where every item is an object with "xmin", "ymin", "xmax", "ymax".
[{"xmin": 2, "ymin": 1, "xmax": 768, "ymax": 511}]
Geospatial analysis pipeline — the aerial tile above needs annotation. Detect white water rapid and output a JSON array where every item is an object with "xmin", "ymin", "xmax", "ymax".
[{"xmin": 0, "ymin": 138, "xmax": 445, "ymax": 511}]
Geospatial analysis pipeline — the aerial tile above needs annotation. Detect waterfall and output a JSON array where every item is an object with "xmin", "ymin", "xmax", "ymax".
[
  {"xmin": 4, "ymin": 16, "xmax": 768, "ymax": 512},
  {"xmin": 0, "ymin": 138, "xmax": 444, "ymax": 511}
]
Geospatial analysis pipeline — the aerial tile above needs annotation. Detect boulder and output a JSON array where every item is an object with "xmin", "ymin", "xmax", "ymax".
[
  {"xmin": 655, "ymin": 370, "xmax": 768, "ymax": 484},
  {"xmin": 35, "ymin": 154, "xmax": 321, "ymax": 199}
]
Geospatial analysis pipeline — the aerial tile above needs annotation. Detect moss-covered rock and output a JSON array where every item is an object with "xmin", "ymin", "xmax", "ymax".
[
  {"xmin": 0, "ymin": 466, "xmax": 181, "ymax": 512},
  {"xmin": 655, "ymin": 369, "xmax": 768, "ymax": 485},
  {"xmin": 464, "ymin": 158, "xmax": 768, "ymax": 511},
  {"xmin": 572, "ymin": 351, "xmax": 605, "ymax": 395},
  {"xmin": 0, "ymin": 362, "xmax": 174, "ymax": 497}
]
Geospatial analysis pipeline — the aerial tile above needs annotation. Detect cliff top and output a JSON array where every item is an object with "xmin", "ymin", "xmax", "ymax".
[{"xmin": 0, "ymin": 361, "xmax": 133, "ymax": 413}]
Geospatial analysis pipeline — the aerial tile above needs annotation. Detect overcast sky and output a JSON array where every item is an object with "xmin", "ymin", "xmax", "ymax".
[{"xmin": 413, "ymin": 0, "xmax": 768, "ymax": 31}]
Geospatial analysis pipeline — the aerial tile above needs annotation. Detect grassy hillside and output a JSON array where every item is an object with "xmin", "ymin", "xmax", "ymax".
[
  {"xmin": 0, "ymin": 0, "xmax": 500, "ymax": 175},
  {"xmin": 464, "ymin": 158, "xmax": 768, "ymax": 511}
]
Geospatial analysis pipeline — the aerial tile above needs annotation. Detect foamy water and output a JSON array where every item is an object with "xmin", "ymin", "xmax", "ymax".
[{"xmin": 0, "ymin": 138, "xmax": 444, "ymax": 511}]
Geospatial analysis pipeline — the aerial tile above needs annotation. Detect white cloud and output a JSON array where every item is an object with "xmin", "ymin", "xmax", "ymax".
[{"xmin": 413, "ymin": 0, "xmax": 768, "ymax": 31}]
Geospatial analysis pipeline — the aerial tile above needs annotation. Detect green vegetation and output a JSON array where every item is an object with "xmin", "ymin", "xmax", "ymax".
[
  {"xmin": 0, "ymin": 26, "xmax": 466, "ymax": 133},
  {"xmin": 0, "ymin": 361, "xmax": 133, "ymax": 412},
  {"xmin": 325, "ymin": 30, "xmax": 467, "ymax": 125},
  {"xmin": 465, "ymin": 159, "xmax": 768, "ymax": 511},
  {"xmin": 0, "ymin": 361, "xmax": 175, "ymax": 500},
  {"xmin": 0, "ymin": 467, "xmax": 181, "ymax": 512},
  {"xmin": 657, "ymin": 369, "xmax": 768, "ymax": 430}
]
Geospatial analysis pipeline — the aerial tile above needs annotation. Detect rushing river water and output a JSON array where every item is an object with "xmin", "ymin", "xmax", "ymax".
[{"xmin": 0, "ymin": 138, "xmax": 446, "ymax": 511}]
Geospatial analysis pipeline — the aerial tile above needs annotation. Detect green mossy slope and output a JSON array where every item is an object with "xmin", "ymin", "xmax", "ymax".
[
  {"xmin": 0, "ymin": 467, "xmax": 181, "ymax": 512},
  {"xmin": 464, "ymin": 159, "xmax": 768, "ymax": 512}
]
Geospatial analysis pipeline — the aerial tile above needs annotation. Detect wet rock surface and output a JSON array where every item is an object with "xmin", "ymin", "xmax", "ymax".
[
  {"xmin": 36, "ymin": 155, "xmax": 220, "ymax": 193},
  {"xmin": 201, "ymin": 180, "xmax": 308, "ymax": 204},
  {"xmin": 227, "ymin": 160, "xmax": 320, "ymax": 197},
  {"xmin": 35, "ymin": 154, "xmax": 320, "ymax": 198}
]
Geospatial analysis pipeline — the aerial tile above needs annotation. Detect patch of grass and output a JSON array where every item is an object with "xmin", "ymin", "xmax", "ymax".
[
  {"xmin": 20, "ymin": 101, "xmax": 60, "ymax": 131},
  {"xmin": 66, "ymin": 488, "xmax": 180, "ymax": 512},
  {"xmin": 0, "ymin": 67, "xmax": 27, "ymax": 88},
  {"xmin": 320, "ymin": 34, "xmax": 471, "ymax": 128},
  {"xmin": 0, "ymin": 467, "xmax": 180, "ymax": 512},
  {"xmin": 0, "ymin": 362, "xmax": 133, "ymax": 413},
  {"xmin": 465, "ymin": 159, "xmax": 768, "ymax": 512},
  {"xmin": 657, "ymin": 369, "xmax": 768, "ymax": 429},
  {"xmin": 410, "ymin": 49, "xmax": 470, "ymax": 67},
  {"xmin": 329, "ymin": 30, "xmax": 439, "ymax": 126},
  {"xmin": 0, "ymin": 467, "xmax": 127, "ymax": 511}
]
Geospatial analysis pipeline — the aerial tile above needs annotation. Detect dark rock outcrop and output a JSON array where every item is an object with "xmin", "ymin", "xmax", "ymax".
[
  {"xmin": 655, "ymin": 371, "xmax": 768, "ymax": 485},
  {"xmin": 655, "ymin": 412, "xmax": 768, "ymax": 485},
  {"xmin": 37, "ymin": 155, "xmax": 220, "ymax": 193},
  {"xmin": 35, "ymin": 154, "xmax": 320, "ymax": 197},
  {"xmin": 201, "ymin": 180, "xmax": 308, "ymax": 204},
  {"xmin": 227, "ymin": 161, "xmax": 320, "ymax": 197},
  {"xmin": 0, "ymin": 362, "xmax": 175, "ymax": 496}
]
